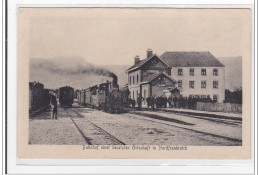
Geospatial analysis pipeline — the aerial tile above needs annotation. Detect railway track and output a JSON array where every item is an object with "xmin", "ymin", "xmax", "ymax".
[
  {"xmin": 128, "ymin": 108, "xmax": 242, "ymax": 126},
  {"xmin": 64, "ymin": 105, "xmax": 241, "ymax": 145},
  {"xmin": 123, "ymin": 112, "xmax": 242, "ymax": 144},
  {"xmin": 157, "ymin": 111, "xmax": 242, "ymax": 126},
  {"xmin": 63, "ymin": 108, "xmax": 126, "ymax": 145}
]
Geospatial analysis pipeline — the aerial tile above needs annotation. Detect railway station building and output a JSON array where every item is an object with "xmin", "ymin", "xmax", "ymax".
[
  {"xmin": 160, "ymin": 51, "xmax": 225, "ymax": 103},
  {"xmin": 126, "ymin": 50, "xmax": 177, "ymax": 107},
  {"xmin": 126, "ymin": 49, "xmax": 225, "ymax": 105}
]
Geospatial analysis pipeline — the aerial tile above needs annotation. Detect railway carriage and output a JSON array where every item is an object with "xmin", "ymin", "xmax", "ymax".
[
  {"xmin": 77, "ymin": 90, "xmax": 81, "ymax": 104},
  {"xmin": 79, "ymin": 89, "xmax": 86, "ymax": 106},
  {"xmin": 29, "ymin": 82, "xmax": 50, "ymax": 111},
  {"xmin": 85, "ymin": 88, "xmax": 91, "ymax": 106},
  {"xmin": 59, "ymin": 86, "xmax": 74, "ymax": 107}
]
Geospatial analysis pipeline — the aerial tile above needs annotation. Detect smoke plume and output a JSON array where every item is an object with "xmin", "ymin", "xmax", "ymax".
[{"xmin": 30, "ymin": 57, "xmax": 118, "ymax": 86}]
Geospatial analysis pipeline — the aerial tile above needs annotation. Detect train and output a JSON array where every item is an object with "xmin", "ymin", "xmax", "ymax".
[
  {"xmin": 29, "ymin": 82, "xmax": 50, "ymax": 111},
  {"xmin": 77, "ymin": 80, "xmax": 129, "ymax": 113},
  {"xmin": 59, "ymin": 86, "xmax": 74, "ymax": 107}
]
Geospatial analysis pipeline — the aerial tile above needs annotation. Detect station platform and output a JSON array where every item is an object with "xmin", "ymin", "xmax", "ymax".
[{"xmin": 139, "ymin": 106, "xmax": 242, "ymax": 120}]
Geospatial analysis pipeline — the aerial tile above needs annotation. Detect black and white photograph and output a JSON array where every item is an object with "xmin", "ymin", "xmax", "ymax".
[{"xmin": 17, "ymin": 8, "xmax": 252, "ymax": 159}]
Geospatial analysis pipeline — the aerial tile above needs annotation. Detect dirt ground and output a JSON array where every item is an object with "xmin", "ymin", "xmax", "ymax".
[
  {"xmin": 29, "ymin": 106, "xmax": 86, "ymax": 145},
  {"xmin": 29, "ymin": 105, "xmax": 242, "ymax": 146}
]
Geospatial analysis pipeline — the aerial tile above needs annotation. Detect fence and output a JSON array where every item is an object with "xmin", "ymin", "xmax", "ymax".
[{"xmin": 196, "ymin": 102, "xmax": 242, "ymax": 113}]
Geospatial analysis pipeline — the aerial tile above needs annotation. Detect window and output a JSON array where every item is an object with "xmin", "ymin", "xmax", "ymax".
[
  {"xmin": 178, "ymin": 69, "xmax": 183, "ymax": 76},
  {"xmin": 201, "ymin": 81, "xmax": 206, "ymax": 88},
  {"xmin": 178, "ymin": 80, "xmax": 182, "ymax": 88},
  {"xmin": 167, "ymin": 69, "xmax": 171, "ymax": 76},
  {"xmin": 213, "ymin": 69, "xmax": 218, "ymax": 76},
  {"xmin": 213, "ymin": 81, "xmax": 218, "ymax": 89},
  {"xmin": 133, "ymin": 76, "xmax": 135, "ymax": 84},
  {"xmin": 136, "ymin": 90, "xmax": 138, "ymax": 100},
  {"xmin": 201, "ymin": 95, "xmax": 207, "ymax": 99},
  {"xmin": 189, "ymin": 81, "xmax": 195, "ymax": 88},
  {"xmin": 151, "ymin": 59, "xmax": 157, "ymax": 65},
  {"xmin": 201, "ymin": 69, "xmax": 206, "ymax": 75},
  {"xmin": 129, "ymin": 76, "xmax": 131, "ymax": 85},
  {"xmin": 190, "ymin": 68, "xmax": 194, "ymax": 76},
  {"xmin": 158, "ymin": 77, "xmax": 166, "ymax": 86},
  {"xmin": 189, "ymin": 94, "xmax": 195, "ymax": 98},
  {"xmin": 137, "ymin": 74, "xmax": 139, "ymax": 83},
  {"xmin": 133, "ymin": 91, "xmax": 134, "ymax": 100},
  {"xmin": 213, "ymin": 95, "xmax": 218, "ymax": 102}
]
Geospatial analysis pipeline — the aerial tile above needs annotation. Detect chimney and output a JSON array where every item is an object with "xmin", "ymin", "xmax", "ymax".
[
  {"xmin": 147, "ymin": 48, "xmax": 153, "ymax": 59},
  {"xmin": 134, "ymin": 55, "xmax": 140, "ymax": 65}
]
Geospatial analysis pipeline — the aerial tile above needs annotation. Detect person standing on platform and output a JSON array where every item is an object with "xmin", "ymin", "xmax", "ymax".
[
  {"xmin": 50, "ymin": 94, "xmax": 58, "ymax": 119},
  {"xmin": 151, "ymin": 95, "xmax": 156, "ymax": 110},
  {"xmin": 137, "ymin": 94, "xmax": 144, "ymax": 110},
  {"xmin": 168, "ymin": 96, "xmax": 172, "ymax": 108}
]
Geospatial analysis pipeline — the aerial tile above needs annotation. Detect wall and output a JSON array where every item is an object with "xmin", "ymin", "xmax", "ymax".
[
  {"xmin": 142, "ymin": 56, "xmax": 170, "ymax": 80},
  {"xmin": 128, "ymin": 70, "xmax": 141, "ymax": 101},
  {"xmin": 150, "ymin": 74, "xmax": 176, "ymax": 97},
  {"xmin": 141, "ymin": 84, "xmax": 150, "ymax": 107},
  {"xmin": 29, "ymin": 90, "xmax": 32, "ymax": 110},
  {"xmin": 128, "ymin": 69, "xmax": 141, "ymax": 87},
  {"xmin": 196, "ymin": 102, "xmax": 242, "ymax": 113},
  {"xmin": 152, "ymin": 85, "xmax": 168, "ymax": 97},
  {"xmin": 171, "ymin": 67, "xmax": 225, "ymax": 102}
]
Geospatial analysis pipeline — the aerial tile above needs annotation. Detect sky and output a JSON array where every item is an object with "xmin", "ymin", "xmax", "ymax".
[{"xmin": 26, "ymin": 8, "xmax": 250, "ymax": 65}]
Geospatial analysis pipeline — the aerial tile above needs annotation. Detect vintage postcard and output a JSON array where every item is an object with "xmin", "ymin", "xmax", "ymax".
[{"xmin": 18, "ymin": 8, "xmax": 252, "ymax": 159}]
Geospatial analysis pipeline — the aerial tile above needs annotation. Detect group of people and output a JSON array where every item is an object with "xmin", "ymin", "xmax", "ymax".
[
  {"xmin": 129, "ymin": 94, "xmax": 168, "ymax": 110},
  {"xmin": 147, "ymin": 95, "xmax": 172, "ymax": 109},
  {"xmin": 129, "ymin": 94, "xmax": 213, "ymax": 110}
]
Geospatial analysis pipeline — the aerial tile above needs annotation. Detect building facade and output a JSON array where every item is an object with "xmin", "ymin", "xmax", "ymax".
[
  {"xmin": 160, "ymin": 51, "xmax": 225, "ymax": 102},
  {"xmin": 126, "ymin": 49, "xmax": 176, "ymax": 106},
  {"xmin": 126, "ymin": 49, "xmax": 225, "ymax": 104},
  {"xmin": 169, "ymin": 67, "xmax": 225, "ymax": 102}
]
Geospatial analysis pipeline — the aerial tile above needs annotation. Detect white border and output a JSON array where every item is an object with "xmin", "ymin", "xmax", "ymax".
[{"xmin": 6, "ymin": 0, "xmax": 256, "ymax": 174}]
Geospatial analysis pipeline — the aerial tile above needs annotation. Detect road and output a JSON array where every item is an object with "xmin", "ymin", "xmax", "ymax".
[{"xmin": 29, "ymin": 104, "xmax": 242, "ymax": 146}]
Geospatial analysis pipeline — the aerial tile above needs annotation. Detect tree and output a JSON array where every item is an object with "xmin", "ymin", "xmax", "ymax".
[{"xmin": 224, "ymin": 87, "xmax": 242, "ymax": 104}]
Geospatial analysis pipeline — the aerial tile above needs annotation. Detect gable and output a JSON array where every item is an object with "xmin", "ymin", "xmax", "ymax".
[
  {"xmin": 126, "ymin": 54, "xmax": 171, "ymax": 73},
  {"xmin": 150, "ymin": 74, "xmax": 176, "ymax": 86},
  {"xmin": 142, "ymin": 55, "xmax": 169, "ymax": 70},
  {"xmin": 141, "ymin": 72, "xmax": 176, "ymax": 85}
]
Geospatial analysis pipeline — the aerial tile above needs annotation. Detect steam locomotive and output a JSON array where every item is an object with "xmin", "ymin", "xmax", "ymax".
[
  {"xmin": 77, "ymin": 77, "xmax": 128, "ymax": 113},
  {"xmin": 59, "ymin": 86, "xmax": 74, "ymax": 107}
]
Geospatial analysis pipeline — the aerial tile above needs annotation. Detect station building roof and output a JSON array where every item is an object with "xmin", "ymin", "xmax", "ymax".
[{"xmin": 160, "ymin": 51, "xmax": 225, "ymax": 67}]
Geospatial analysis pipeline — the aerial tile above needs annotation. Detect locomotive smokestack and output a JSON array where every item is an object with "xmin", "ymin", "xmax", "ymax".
[{"xmin": 109, "ymin": 73, "xmax": 118, "ymax": 88}]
